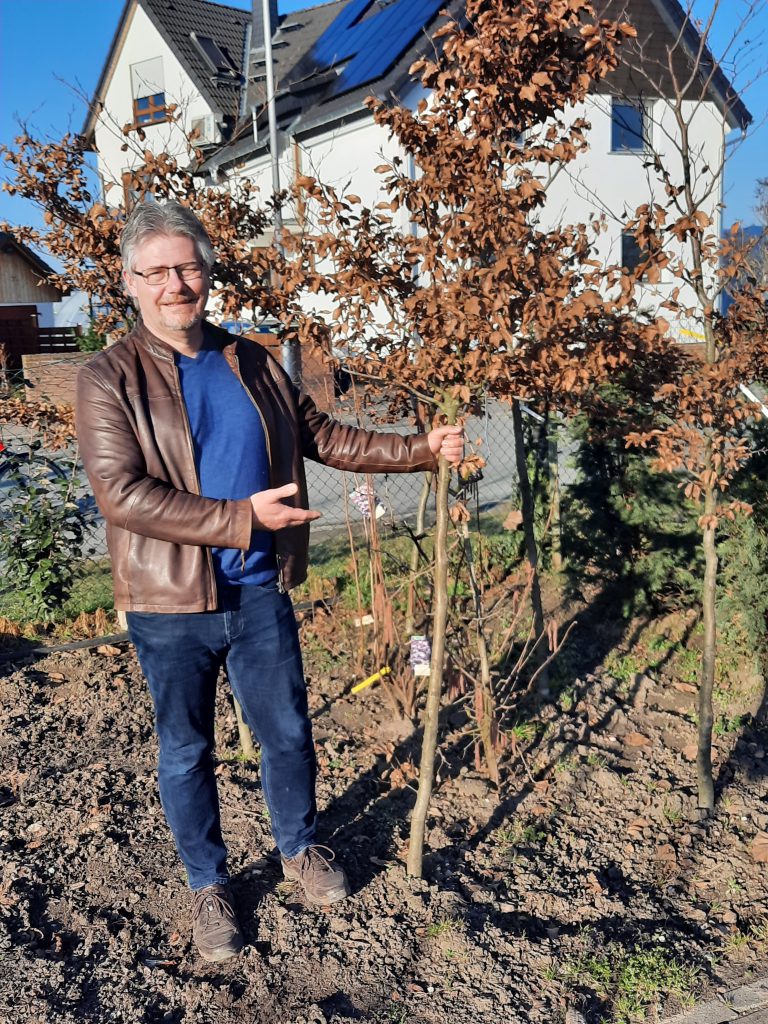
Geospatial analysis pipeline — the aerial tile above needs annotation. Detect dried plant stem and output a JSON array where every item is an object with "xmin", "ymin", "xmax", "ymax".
[
  {"xmin": 511, "ymin": 400, "xmax": 549, "ymax": 693},
  {"xmin": 342, "ymin": 477, "xmax": 366, "ymax": 673}
]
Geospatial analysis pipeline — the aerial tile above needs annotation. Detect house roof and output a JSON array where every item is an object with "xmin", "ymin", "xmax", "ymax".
[
  {"xmin": 649, "ymin": 0, "xmax": 751, "ymax": 131},
  {"xmin": 82, "ymin": 0, "xmax": 250, "ymax": 146},
  {"xmin": 84, "ymin": 0, "xmax": 752, "ymax": 165},
  {"xmin": 0, "ymin": 233, "xmax": 62, "ymax": 294},
  {"xmin": 202, "ymin": 0, "xmax": 751, "ymax": 176},
  {"xmin": 202, "ymin": 0, "xmax": 459, "ymax": 173},
  {"xmin": 250, "ymin": 0, "xmax": 348, "ymax": 103}
]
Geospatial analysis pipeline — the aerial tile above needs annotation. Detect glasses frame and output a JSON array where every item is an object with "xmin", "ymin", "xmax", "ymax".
[{"xmin": 132, "ymin": 261, "xmax": 207, "ymax": 286}]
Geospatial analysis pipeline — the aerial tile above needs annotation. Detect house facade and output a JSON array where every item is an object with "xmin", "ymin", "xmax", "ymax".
[
  {"xmin": 84, "ymin": 0, "xmax": 751, "ymax": 342},
  {"xmin": 83, "ymin": 0, "xmax": 250, "ymax": 206}
]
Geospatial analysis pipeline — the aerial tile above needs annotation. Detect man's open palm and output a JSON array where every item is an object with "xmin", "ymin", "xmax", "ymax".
[{"xmin": 250, "ymin": 483, "xmax": 321, "ymax": 530}]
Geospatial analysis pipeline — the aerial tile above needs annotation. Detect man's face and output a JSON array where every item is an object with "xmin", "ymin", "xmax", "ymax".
[{"xmin": 123, "ymin": 232, "xmax": 209, "ymax": 343}]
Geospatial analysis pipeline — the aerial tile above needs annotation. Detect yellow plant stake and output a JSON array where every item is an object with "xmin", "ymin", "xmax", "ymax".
[{"xmin": 351, "ymin": 666, "xmax": 391, "ymax": 694}]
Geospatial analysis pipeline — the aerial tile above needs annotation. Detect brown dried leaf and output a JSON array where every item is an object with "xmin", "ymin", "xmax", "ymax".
[
  {"xmin": 96, "ymin": 644, "xmax": 121, "ymax": 656},
  {"xmin": 503, "ymin": 509, "xmax": 524, "ymax": 530},
  {"xmin": 449, "ymin": 501, "xmax": 471, "ymax": 523}
]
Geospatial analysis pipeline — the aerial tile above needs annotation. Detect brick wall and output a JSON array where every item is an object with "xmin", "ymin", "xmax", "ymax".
[{"xmin": 22, "ymin": 352, "xmax": 92, "ymax": 405}]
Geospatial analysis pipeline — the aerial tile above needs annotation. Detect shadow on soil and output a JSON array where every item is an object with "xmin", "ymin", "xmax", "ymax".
[{"xmin": 296, "ymin": 577, "xmax": 766, "ymax": 996}]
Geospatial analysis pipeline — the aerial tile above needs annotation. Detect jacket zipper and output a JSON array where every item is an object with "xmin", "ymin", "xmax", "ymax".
[
  {"xmin": 174, "ymin": 359, "xmax": 219, "ymax": 608},
  {"xmin": 232, "ymin": 350, "xmax": 286, "ymax": 594}
]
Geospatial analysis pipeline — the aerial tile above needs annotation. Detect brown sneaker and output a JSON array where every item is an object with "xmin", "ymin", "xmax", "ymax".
[
  {"xmin": 191, "ymin": 884, "xmax": 244, "ymax": 962},
  {"xmin": 281, "ymin": 845, "xmax": 351, "ymax": 905}
]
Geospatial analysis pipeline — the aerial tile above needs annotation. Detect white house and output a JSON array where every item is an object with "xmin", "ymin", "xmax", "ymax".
[
  {"xmin": 84, "ymin": 0, "xmax": 752, "ymax": 338},
  {"xmin": 83, "ymin": 0, "xmax": 250, "ymax": 205}
]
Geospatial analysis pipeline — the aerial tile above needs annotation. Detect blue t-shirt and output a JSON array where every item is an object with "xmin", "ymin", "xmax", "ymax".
[{"xmin": 176, "ymin": 337, "xmax": 277, "ymax": 586}]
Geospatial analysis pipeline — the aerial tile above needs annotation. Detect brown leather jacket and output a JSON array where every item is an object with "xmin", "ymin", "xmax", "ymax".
[{"xmin": 76, "ymin": 321, "xmax": 436, "ymax": 612}]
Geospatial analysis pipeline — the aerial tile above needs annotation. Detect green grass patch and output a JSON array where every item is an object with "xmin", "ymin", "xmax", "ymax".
[{"xmin": 558, "ymin": 944, "xmax": 699, "ymax": 1023}]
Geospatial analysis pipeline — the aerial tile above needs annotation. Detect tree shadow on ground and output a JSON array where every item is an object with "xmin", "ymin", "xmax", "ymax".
[
  {"xmin": 294, "ymin": 578, "xmax": 762, "ymax": 1000},
  {"xmin": 311, "ymin": 580, "xmax": 659, "ymax": 882},
  {"xmin": 0, "ymin": 634, "xmax": 51, "ymax": 673}
]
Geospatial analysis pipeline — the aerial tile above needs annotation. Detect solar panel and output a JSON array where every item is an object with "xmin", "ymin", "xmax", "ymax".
[{"xmin": 304, "ymin": 0, "xmax": 445, "ymax": 99}]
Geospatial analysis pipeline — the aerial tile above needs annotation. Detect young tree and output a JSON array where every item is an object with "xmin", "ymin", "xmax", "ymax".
[
  {"xmin": 609, "ymin": 0, "xmax": 768, "ymax": 811},
  {"xmin": 282, "ymin": 0, "xmax": 674, "ymax": 874}
]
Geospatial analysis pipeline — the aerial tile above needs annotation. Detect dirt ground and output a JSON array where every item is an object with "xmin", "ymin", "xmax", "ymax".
[{"xmin": 1, "ymin": 606, "xmax": 767, "ymax": 1024}]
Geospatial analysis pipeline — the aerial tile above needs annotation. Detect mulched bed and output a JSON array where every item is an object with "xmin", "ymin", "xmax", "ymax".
[{"xmin": 1, "ymin": 608, "xmax": 766, "ymax": 1023}]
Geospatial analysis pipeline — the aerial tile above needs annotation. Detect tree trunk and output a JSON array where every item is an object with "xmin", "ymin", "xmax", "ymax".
[
  {"xmin": 234, "ymin": 697, "xmax": 256, "ymax": 760},
  {"xmin": 405, "ymin": 471, "xmax": 433, "ymax": 638},
  {"xmin": 698, "ymin": 472, "xmax": 717, "ymax": 812},
  {"xmin": 511, "ymin": 400, "xmax": 548, "ymax": 692},
  {"xmin": 548, "ymin": 424, "xmax": 563, "ymax": 573},
  {"xmin": 407, "ymin": 404, "xmax": 456, "ymax": 877}
]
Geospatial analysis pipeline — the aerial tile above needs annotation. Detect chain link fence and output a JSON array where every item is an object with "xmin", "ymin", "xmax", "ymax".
[{"xmin": 0, "ymin": 373, "xmax": 530, "ymax": 621}]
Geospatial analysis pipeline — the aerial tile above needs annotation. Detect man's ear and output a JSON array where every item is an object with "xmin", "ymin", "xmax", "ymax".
[{"xmin": 123, "ymin": 268, "xmax": 139, "ymax": 300}]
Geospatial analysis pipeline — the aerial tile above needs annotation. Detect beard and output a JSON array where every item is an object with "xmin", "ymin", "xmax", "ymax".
[{"xmin": 158, "ymin": 299, "xmax": 203, "ymax": 332}]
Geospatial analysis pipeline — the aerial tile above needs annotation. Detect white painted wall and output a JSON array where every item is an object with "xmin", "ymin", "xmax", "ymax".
[
  {"xmin": 54, "ymin": 291, "xmax": 91, "ymax": 329},
  {"xmin": 223, "ymin": 88, "xmax": 728, "ymax": 342},
  {"xmin": 36, "ymin": 303, "xmax": 55, "ymax": 328},
  {"xmin": 540, "ymin": 94, "xmax": 726, "ymax": 335},
  {"xmin": 93, "ymin": 3, "xmax": 222, "ymax": 192}
]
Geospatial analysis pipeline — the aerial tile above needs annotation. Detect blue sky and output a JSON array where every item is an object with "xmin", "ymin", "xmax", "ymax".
[{"xmin": 0, "ymin": 0, "xmax": 765, "ymax": 240}]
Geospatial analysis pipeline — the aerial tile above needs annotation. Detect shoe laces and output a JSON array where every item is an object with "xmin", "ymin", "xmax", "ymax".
[
  {"xmin": 303, "ymin": 844, "xmax": 337, "ymax": 872},
  {"xmin": 192, "ymin": 886, "xmax": 236, "ymax": 927}
]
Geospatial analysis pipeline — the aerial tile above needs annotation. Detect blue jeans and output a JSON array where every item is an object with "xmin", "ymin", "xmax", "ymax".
[{"xmin": 127, "ymin": 580, "xmax": 317, "ymax": 890}]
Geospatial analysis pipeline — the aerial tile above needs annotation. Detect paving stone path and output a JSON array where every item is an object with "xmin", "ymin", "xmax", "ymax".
[
  {"xmin": 565, "ymin": 976, "xmax": 768, "ymax": 1024},
  {"xmin": 663, "ymin": 976, "xmax": 768, "ymax": 1024}
]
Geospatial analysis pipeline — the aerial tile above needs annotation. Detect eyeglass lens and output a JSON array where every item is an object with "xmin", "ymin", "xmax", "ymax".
[{"xmin": 140, "ymin": 262, "xmax": 204, "ymax": 285}]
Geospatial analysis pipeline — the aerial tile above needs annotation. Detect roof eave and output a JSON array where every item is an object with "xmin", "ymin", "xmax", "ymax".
[
  {"xmin": 0, "ymin": 233, "xmax": 61, "ymax": 289},
  {"xmin": 649, "ymin": 0, "xmax": 752, "ymax": 131},
  {"xmin": 81, "ymin": 0, "xmax": 135, "ymax": 149}
]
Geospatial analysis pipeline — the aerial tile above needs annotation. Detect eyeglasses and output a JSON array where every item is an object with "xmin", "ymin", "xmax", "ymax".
[{"xmin": 133, "ymin": 261, "xmax": 206, "ymax": 286}]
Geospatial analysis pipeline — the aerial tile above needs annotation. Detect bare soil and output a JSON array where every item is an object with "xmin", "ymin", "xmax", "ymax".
[{"xmin": 0, "ymin": 606, "xmax": 767, "ymax": 1024}]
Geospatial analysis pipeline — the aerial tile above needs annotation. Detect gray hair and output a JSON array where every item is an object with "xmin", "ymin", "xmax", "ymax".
[{"xmin": 120, "ymin": 201, "xmax": 215, "ymax": 272}]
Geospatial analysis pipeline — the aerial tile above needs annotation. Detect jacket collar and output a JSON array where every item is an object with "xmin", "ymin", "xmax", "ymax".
[{"xmin": 134, "ymin": 318, "xmax": 238, "ymax": 363}]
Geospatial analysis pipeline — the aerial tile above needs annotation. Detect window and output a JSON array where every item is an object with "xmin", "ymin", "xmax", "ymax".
[
  {"xmin": 133, "ymin": 93, "xmax": 166, "ymax": 126},
  {"xmin": 622, "ymin": 232, "xmax": 647, "ymax": 276},
  {"xmin": 611, "ymin": 99, "xmax": 648, "ymax": 152},
  {"xmin": 190, "ymin": 32, "xmax": 239, "ymax": 79},
  {"xmin": 130, "ymin": 57, "xmax": 167, "ymax": 128}
]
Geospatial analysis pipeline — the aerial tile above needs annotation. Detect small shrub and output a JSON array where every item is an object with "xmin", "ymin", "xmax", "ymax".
[
  {"xmin": 76, "ymin": 321, "xmax": 107, "ymax": 353},
  {"xmin": 0, "ymin": 460, "xmax": 92, "ymax": 619}
]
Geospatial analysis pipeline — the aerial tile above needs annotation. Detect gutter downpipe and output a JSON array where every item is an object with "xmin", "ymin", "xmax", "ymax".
[{"xmin": 262, "ymin": 0, "xmax": 302, "ymax": 386}]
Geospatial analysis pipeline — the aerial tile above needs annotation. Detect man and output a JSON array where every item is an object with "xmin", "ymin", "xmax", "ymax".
[{"xmin": 76, "ymin": 201, "xmax": 463, "ymax": 963}]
